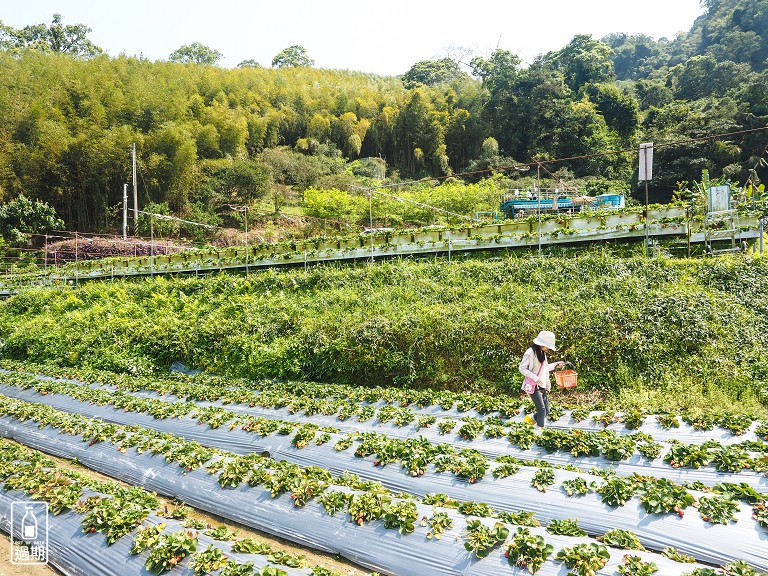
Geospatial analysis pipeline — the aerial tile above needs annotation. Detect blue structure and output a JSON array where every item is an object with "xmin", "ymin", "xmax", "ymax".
[{"xmin": 500, "ymin": 191, "xmax": 624, "ymax": 218}]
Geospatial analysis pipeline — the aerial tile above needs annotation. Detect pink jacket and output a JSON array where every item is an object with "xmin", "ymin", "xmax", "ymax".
[{"xmin": 518, "ymin": 347, "xmax": 554, "ymax": 392}]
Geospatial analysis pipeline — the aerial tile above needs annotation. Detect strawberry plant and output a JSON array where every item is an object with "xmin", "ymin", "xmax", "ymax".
[
  {"xmin": 531, "ymin": 468, "xmax": 556, "ymax": 492},
  {"xmin": 205, "ymin": 525, "xmax": 237, "ymax": 540},
  {"xmin": 492, "ymin": 461, "xmax": 520, "ymax": 479},
  {"xmin": 78, "ymin": 495, "xmax": 156, "ymax": 545},
  {"xmin": 717, "ymin": 413, "xmax": 753, "ymax": 436},
  {"xmin": 415, "ymin": 414, "xmax": 436, "ymax": 429},
  {"xmin": 682, "ymin": 569, "xmax": 720, "ymax": 576},
  {"xmin": 508, "ymin": 423, "xmax": 536, "ymax": 449},
  {"xmin": 656, "ymin": 414, "xmax": 680, "ymax": 429},
  {"xmin": 593, "ymin": 411, "xmax": 619, "ymax": 427},
  {"xmin": 555, "ymin": 543, "xmax": 610, "ymax": 576},
  {"xmin": 756, "ymin": 422, "xmax": 768, "ymax": 441},
  {"xmin": 752, "ymin": 502, "xmax": 768, "ymax": 528},
  {"xmin": 426, "ymin": 511, "xmax": 453, "ymax": 540},
  {"xmin": 438, "ymin": 420, "xmax": 456, "ymax": 435},
  {"xmin": 600, "ymin": 430, "xmax": 636, "ymax": 461},
  {"xmin": 640, "ymin": 478, "xmax": 693, "ymax": 516},
  {"xmin": 230, "ymin": 538, "xmax": 273, "ymax": 554},
  {"xmin": 159, "ymin": 504, "xmax": 192, "ymax": 520},
  {"xmin": 317, "ymin": 491, "xmax": 351, "ymax": 516},
  {"xmin": 683, "ymin": 413, "xmax": 716, "ymax": 431},
  {"xmin": 291, "ymin": 424, "xmax": 319, "ymax": 449},
  {"xmin": 621, "ymin": 409, "xmax": 646, "ymax": 430},
  {"xmin": 561, "ymin": 477, "xmax": 591, "ymax": 497},
  {"xmin": 484, "ymin": 423, "xmax": 506, "ymax": 438},
  {"xmin": 546, "ymin": 518, "xmax": 587, "ymax": 537},
  {"xmin": 190, "ymin": 545, "xmax": 228, "ymax": 575},
  {"xmin": 711, "ymin": 445, "xmax": 752, "ymax": 473},
  {"xmin": 145, "ymin": 529, "xmax": 198, "ymax": 574},
  {"xmin": 597, "ymin": 476, "xmax": 638, "ymax": 507},
  {"xmin": 348, "ymin": 492, "xmax": 390, "ymax": 525},
  {"xmin": 635, "ymin": 436, "xmax": 663, "ymax": 460},
  {"xmin": 267, "ymin": 550, "xmax": 305, "ymax": 568},
  {"xmin": 504, "ymin": 527, "xmax": 554, "ymax": 574},
  {"xmin": 618, "ymin": 555, "xmax": 657, "ymax": 576},
  {"xmin": 566, "ymin": 429, "xmax": 602, "ymax": 457},
  {"xmin": 435, "ymin": 449, "xmax": 488, "ymax": 483},
  {"xmin": 600, "ymin": 529, "xmax": 645, "ymax": 551},
  {"xmin": 723, "ymin": 560, "xmax": 762, "ymax": 576},
  {"xmin": 536, "ymin": 429, "xmax": 569, "ymax": 452},
  {"xmin": 497, "ymin": 510, "xmax": 540, "ymax": 527},
  {"xmin": 463, "ymin": 520, "xmax": 509, "ymax": 558},
  {"xmin": 571, "ymin": 408, "xmax": 591, "ymax": 422},
  {"xmin": 382, "ymin": 500, "xmax": 418, "ymax": 534},
  {"xmin": 712, "ymin": 482, "xmax": 764, "ymax": 504},
  {"xmin": 457, "ymin": 500, "xmax": 495, "ymax": 517},
  {"xmin": 333, "ymin": 434, "xmax": 355, "ymax": 451},
  {"xmin": 664, "ymin": 442, "xmax": 711, "ymax": 469},
  {"xmin": 458, "ymin": 418, "xmax": 485, "ymax": 440},
  {"xmin": 661, "ymin": 547, "xmax": 696, "ymax": 563},
  {"xmin": 422, "ymin": 492, "xmax": 458, "ymax": 508},
  {"xmin": 131, "ymin": 522, "xmax": 166, "ymax": 554},
  {"xmin": 547, "ymin": 403, "xmax": 564, "ymax": 422},
  {"xmin": 698, "ymin": 495, "xmax": 740, "ymax": 524}
]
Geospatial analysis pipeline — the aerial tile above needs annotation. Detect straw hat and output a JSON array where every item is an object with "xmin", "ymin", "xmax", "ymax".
[{"xmin": 533, "ymin": 330, "xmax": 557, "ymax": 350}]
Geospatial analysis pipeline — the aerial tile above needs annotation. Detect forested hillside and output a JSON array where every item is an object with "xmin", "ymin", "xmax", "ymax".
[{"xmin": 0, "ymin": 0, "xmax": 766, "ymax": 235}]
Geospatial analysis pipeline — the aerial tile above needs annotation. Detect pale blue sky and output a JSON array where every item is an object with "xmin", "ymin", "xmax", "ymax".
[{"xmin": 2, "ymin": 0, "xmax": 705, "ymax": 75}]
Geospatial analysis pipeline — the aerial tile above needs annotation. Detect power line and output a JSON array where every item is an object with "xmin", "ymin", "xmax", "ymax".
[{"xmin": 369, "ymin": 125, "xmax": 768, "ymax": 192}]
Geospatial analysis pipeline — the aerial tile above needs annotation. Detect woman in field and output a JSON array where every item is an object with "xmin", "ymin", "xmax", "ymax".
[{"xmin": 519, "ymin": 330, "xmax": 564, "ymax": 427}]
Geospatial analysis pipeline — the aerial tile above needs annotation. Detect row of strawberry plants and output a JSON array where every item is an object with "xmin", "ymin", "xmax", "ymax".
[
  {"xmin": 2, "ymin": 402, "xmax": 744, "ymax": 576},
  {"xmin": 4, "ymin": 369, "xmax": 766, "ymax": 487},
  {"xmin": 2, "ymin": 393, "xmax": 767, "ymax": 571},
  {"xmin": 1, "ymin": 373, "xmax": 766, "ymax": 497},
  {"xmin": 0, "ymin": 438, "xmax": 321, "ymax": 576},
  {"xmin": 5, "ymin": 360, "xmax": 766, "ymax": 440}
]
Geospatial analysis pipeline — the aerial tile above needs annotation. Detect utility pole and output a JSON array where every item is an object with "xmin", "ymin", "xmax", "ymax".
[
  {"xmin": 123, "ymin": 183, "xmax": 128, "ymax": 239},
  {"xmin": 132, "ymin": 143, "xmax": 138, "ymax": 236}
]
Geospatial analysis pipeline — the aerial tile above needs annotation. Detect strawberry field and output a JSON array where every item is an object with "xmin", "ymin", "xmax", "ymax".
[{"xmin": 0, "ymin": 360, "xmax": 766, "ymax": 575}]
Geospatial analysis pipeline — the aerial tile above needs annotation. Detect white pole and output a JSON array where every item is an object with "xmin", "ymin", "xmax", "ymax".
[
  {"xmin": 244, "ymin": 206, "xmax": 249, "ymax": 275},
  {"xmin": 132, "ymin": 143, "xmax": 138, "ymax": 236},
  {"xmin": 123, "ymin": 183, "xmax": 128, "ymax": 240},
  {"xmin": 369, "ymin": 190, "xmax": 374, "ymax": 263},
  {"xmin": 150, "ymin": 215, "xmax": 154, "ymax": 277},
  {"xmin": 537, "ymin": 165, "xmax": 542, "ymax": 256}
]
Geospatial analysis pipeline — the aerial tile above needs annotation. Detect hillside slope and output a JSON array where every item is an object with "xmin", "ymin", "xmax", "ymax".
[{"xmin": 1, "ymin": 254, "xmax": 766, "ymax": 414}]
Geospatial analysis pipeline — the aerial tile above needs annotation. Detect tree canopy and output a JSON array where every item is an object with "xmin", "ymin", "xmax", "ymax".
[
  {"xmin": 0, "ymin": 1, "xmax": 767, "ymax": 234},
  {"xmin": 271, "ymin": 45, "xmax": 314, "ymax": 68},
  {"xmin": 169, "ymin": 42, "xmax": 222, "ymax": 65}
]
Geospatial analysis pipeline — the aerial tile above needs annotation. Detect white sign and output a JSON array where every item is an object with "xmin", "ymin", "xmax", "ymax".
[
  {"xmin": 709, "ymin": 185, "xmax": 731, "ymax": 213},
  {"xmin": 11, "ymin": 502, "xmax": 48, "ymax": 565},
  {"xmin": 639, "ymin": 143, "xmax": 653, "ymax": 181}
]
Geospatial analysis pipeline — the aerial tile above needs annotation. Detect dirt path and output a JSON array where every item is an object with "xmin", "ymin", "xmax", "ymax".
[{"xmin": 0, "ymin": 533, "xmax": 58, "ymax": 576}]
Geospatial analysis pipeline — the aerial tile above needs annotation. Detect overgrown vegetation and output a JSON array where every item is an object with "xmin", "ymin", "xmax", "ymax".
[{"xmin": 0, "ymin": 253, "xmax": 766, "ymax": 415}]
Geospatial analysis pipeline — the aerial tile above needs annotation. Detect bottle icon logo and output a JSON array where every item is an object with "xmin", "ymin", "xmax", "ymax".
[
  {"xmin": 11, "ymin": 501, "xmax": 48, "ymax": 565},
  {"xmin": 22, "ymin": 506, "xmax": 38, "ymax": 540}
]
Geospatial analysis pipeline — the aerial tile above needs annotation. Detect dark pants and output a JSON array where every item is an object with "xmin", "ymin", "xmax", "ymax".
[{"xmin": 529, "ymin": 387, "xmax": 549, "ymax": 427}]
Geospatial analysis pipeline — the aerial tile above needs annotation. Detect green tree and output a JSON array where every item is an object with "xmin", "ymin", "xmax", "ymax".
[
  {"xmin": 271, "ymin": 45, "xmax": 314, "ymax": 68},
  {"xmin": 236, "ymin": 59, "xmax": 260, "ymax": 68},
  {"xmin": 0, "ymin": 14, "xmax": 102, "ymax": 57},
  {"xmin": 0, "ymin": 195, "xmax": 64, "ymax": 245},
  {"xmin": 402, "ymin": 58, "xmax": 468, "ymax": 88},
  {"xmin": 169, "ymin": 42, "xmax": 222, "ymax": 65},
  {"xmin": 583, "ymin": 83, "xmax": 640, "ymax": 140},
  {"xmin": 547, "ymin": 34, "xmax": 615, "ymax": 91}
]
